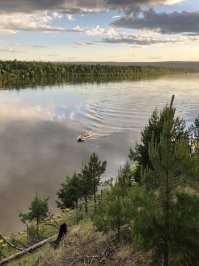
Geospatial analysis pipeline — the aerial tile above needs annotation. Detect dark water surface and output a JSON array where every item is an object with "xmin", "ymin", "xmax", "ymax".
[{"xmin": 0, "ymin": 73, "xmax": 199, "ymax": 234}]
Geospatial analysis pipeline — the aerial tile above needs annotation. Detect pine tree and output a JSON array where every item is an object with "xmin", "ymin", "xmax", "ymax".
[
  {"xmin": 19, "ymin": 194, "xmax": 49, "ymax": 237},
  {"xmin": 129, "ymin": 99, "xmax": 186, "ymax": 183},
  {"xmin": 93, "ymin": 183, "xmax": 132, "ymax": 238},
  {"xmin": 57, "ymin": 172, "xmax": 81, "ymax": 210},
  {"xmin": 80, "ymin": 153, "xmax": 107, "ymax": 212},
  {"xmin": 131, "ymin": 96, "xmax": 199, "ymax": 265},
  {"xmin": 117, "ymin": 162, "xmax": 134, "ymax": 188}
]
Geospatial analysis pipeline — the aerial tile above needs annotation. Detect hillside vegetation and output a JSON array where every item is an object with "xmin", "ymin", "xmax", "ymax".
[{"xmin": 7, "ymin": 219, "xmax": 149, "ymax": 266}]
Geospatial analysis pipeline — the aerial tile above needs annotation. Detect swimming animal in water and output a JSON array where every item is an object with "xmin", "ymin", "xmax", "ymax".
[{"xmin": 77, "ymin": 132, "xmax": 95, "ymax": 142}]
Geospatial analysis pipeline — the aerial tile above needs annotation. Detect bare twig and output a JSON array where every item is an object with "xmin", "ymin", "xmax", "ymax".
[
  {"xmin": 103, "ymin": 237, "xmax": 117, "ymax": 258},
  {"xmin": 67, "ymin": 237, "xmax": 118, "ymax": 265},
  {"xmin": 48, "ymin": 213, "xmax": 60, "ymax": 228},
  {"xmin": 10, "ymin": 235, "xmax": 28, "ymax": 249},
  {"xmin": 0, "ymin": 250, "xmax": 6, "ymax": 259},
  {"xmin": 0, "ymin": 234, "xmax": 23, "ymax": 252}
]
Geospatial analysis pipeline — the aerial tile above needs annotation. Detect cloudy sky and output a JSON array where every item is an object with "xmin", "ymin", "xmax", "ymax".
[{"xmin": 0, "ymin": 0, "xmax": 198, "ymax": 62}]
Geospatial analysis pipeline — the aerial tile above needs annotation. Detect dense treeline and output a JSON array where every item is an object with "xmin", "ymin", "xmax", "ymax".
[
  {"xmin": 0, "ymin": 96, "xmax": 198, "ymax": 266},
  {"xmin": 0, "ymin": 60, "xmax": 191, "ymax": 88}
]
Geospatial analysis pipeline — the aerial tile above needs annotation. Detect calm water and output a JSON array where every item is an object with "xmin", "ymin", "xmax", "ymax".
[{"xmin": 0, "ymin": 73, "xmax": 199, "ymax": 234}]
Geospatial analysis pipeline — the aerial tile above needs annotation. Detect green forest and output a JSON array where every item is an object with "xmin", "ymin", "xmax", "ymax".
[
  {"xmin": 0, "ymin": 96, "xmax": 198, "ymax": 266},
  {"xmin": 0, "ymin": 60, "xmax": 192, "ymax": 88}
]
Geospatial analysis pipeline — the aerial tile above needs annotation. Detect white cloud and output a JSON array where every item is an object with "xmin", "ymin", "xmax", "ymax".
[
  {"xmin": 0, "ymin": 12, "xmax": 50, "ymax": 33},
  {"xmin": 0, "ymin": 12, "xmax": 83, "ymax": 33},
  {"xmin": 86, "ymin": 25, "xmax": 104, "ymax": 36},
  {"xmin": 0, "ymin": 47, "xmax": 27, "ymax": 53},
  {"xmin": 73, "ymin": 25, "xmax": 83, "ymax": 31},
  {"xmin": 0, "ymin": 103, "xmax": 54, "ymax": 121},
  {"xmin": 52, "ymin": 11, "xmax": 63, "ymax": 19},
  {"xmin": 164, "ymin": 0, "xmax": 184, "ymax": 4},
  {"xmin": 69, "ymin": 111, "xmax": 75, "ymax": 120},
  {"xmin": 105, "ymin": 28, "xmax": 118, "ymax": 37},
  {"xmin": 112, "ymin": 15, "xmax": 121, "ymax": 19},
  {"xmin": 66, "ymin": 14, "xmax": 74, "ymax": 21}
]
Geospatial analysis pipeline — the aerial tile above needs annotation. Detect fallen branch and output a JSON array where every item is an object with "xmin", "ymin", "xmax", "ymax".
[
  {"xmin": 103, "ymin": 237, "xmax": 117, "ymax": 259},
  {"xmin": 0, "ymin": 236, "xmax": 54, "ymax": 265}
]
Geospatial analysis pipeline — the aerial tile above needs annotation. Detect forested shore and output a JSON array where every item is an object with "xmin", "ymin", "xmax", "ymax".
[{"xmin": 0, "ymin": 60, "xmax": 193, "ymax": 88}]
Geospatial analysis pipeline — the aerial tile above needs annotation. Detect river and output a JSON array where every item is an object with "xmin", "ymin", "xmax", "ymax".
[{"xmin": 0, "ymin": 73, "xmax": 199, "ymax": 234}]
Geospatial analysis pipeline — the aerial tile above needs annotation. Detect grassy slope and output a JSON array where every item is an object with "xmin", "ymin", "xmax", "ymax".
[{"xmin": 8, "ymin": 219, "xmax": 149, "ymax": 266}]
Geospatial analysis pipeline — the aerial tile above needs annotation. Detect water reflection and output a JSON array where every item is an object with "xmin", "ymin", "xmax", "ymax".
[
  {"xmin": 0, "ymin": 73, "xmax": 163, "ymax": 90},
  {"xmin": 0, "ymin": 73, "xmax": 199, "ymax": 234}
]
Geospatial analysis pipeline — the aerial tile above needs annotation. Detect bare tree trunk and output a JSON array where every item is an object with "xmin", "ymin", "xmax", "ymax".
[
  {"xmin": 0, "ymin": 236, "xmax": 53, "ymax": 265},
  {"xmin": 84, "ymin": 197, "xmax": 88, "ymax": 213},
  {"xmin": 163, "ymin": 167, "xmax": 170, "ymax": 266},
  {"xmin": 75, "ymin": 199, "xmax": 78, "ymax": 209},
  {"xmin": 163, "ymin": 243, "xmax": 169, "ymax": 266},
  {"xmin": 94, "ymin": 185, "xmax": 96, "ymax": 204},
  {"xmin": 36, "ymin": 218, "xmax": 39, "ymax": 237},
  {"xmin": 117, "ymin": 217, "xmax": 120, "ymax": 240}
]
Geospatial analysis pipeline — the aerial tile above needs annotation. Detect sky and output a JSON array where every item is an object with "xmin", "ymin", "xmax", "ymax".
[{"xmin": 0, "ymin": 0, "xmax": 198, "ymax": 62}]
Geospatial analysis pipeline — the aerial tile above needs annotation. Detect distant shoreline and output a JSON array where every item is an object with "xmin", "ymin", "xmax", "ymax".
[
  {"xmin": 61, "ymin": 61, "xmax": 199, "ymax": 70},
  {"xmin": 0, "ymin": 60, "xmax": 196, "ymax": 89}
]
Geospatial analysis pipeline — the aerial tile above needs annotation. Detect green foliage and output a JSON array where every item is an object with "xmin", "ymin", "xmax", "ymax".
[
  {"xmin": 117, "ymin": 162, "xmax": 134, "ymax": 187},
  {"xmin": 129, "ymin": 100, "xmax": 186, "ymax": 183},
  {"xmin": 93, "ymin": 183, "xmax": 132, "ymax": 238},
  {"xmin": 131, "ymin": 188, "xmax": 199, "ymax": 265},
  {"xmin": 130, "ymin": 96, "xmax": 199, "ymax": 265},
  {"xmin": 189, "ymin": 116, "xmax": 199, "ymax": 139},
  {"xmin": 92, "ymin": 162, "xmax": 135, "ymax": 238},
  {"xmin": 128, "ymin": 187, "xmax": 161, "ymax": 251},
  {"xmin": 78, "ymin": 153, "xmax": 106, "ymax": 212},
  {"xmin": 81, "ymin": 152, "xmax": 107, "ymax": 203},
  {"xmin": 57, "ymin": 153, "xmax": 106, "ymax": 213},
  {"xmin": 71, "ymin": 209, "xmax": 86, "ymax": 225},
  {"xmin": 169, "ymin": 192, "xmax": 199, "ymax": 265},
  {"xmin": 25, "ymin": 224, "xmax": 40, "ymax": 243},
  {"xmin": 56, "ymin": 172, "xmax": 81, "ymax": 210},
  {"xmin": 19, "ymin": 194, "xmax": 49, "ymax": 237}
]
